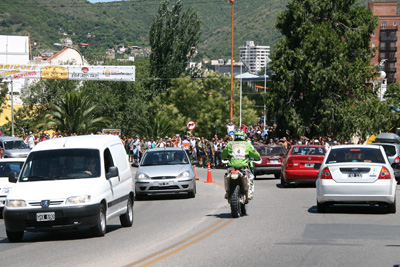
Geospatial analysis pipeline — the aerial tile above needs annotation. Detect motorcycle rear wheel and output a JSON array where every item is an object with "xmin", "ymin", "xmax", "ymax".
[{"xmin": 230, "ymin": 185, "xmax": 241, "ymax": 218}]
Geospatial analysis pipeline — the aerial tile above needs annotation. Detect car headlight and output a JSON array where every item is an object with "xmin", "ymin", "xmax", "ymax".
[
  {"xmin": 66, "ymin": 195, "xmax": 91, "ymax": 205},
  {"xmin": 6, "ymin": 200, "xmax": 26, "ymax": 208},
  {"xmin": 177, "ymin": 171, "xmax": 190, "ymax": 179},
  {"xmin": 137, "ymin": 173, "xmax": 150, "ymax": 180}
]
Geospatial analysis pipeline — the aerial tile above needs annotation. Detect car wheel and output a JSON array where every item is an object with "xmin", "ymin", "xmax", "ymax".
[
  {"xmin": 274, "ymin": 173, "xmax": 280, "ymax": 179},
  {"xmin": 280, "ymin": 174, "xmax": 289, "ymax": 188},
  {"xmin": 120, "ymin": 197, "xmax": 134, "ymax": 227},
  {"xmin": 91, "ymin": 204, "xmax": 106, "ymax": 237},
  {"xmin": 387, "ymin": 198, "xmax": 396, "ymax": 214},
  {"xmin": 6, "ymin": 230, "xmax": 24, "ymax": 242},
  {"xmin": 317, "ymin": 201, "xmax": 328, "ymax": 213},
  {"xmin": 188, "ymin": 183, "xmax": 196, "ymax": 198}
]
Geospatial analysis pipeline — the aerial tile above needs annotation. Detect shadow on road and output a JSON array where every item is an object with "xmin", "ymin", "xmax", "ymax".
[
  {"xmin": 136, "ymin": 193, "xmax": 192, "ymax": 201},
  {"xmin": 308, "ymin": 205, "xmax": 390, "ymax": 215},
  {"xmin": 0, "ymin": 224, "xmax": 124, "ymax": 243},
  {"xmin": 206, "ymin": 213, "xmax": 233, "ymax": 219}
]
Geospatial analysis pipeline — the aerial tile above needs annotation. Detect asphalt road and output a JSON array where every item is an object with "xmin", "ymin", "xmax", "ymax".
[{"xmin": 0, "ymin": 166, "xmax": 400, "ymax": 267}]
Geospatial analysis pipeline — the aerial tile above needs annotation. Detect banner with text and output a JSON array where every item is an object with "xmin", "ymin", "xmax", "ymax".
[{"xmin": 0, "ymin": 63, "xmax": 135, "ymax": 81}]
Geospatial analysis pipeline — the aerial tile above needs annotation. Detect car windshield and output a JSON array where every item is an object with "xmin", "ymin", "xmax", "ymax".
[
  {"xmin": 4, "ymin": 140, "xmax": 28, "ymax": 150},
  {"xmin": 0, "ymin": 162, "xmax": 24, "ymax": 177},
  {"xmin": 19, "ymin": 149, "xmax": 101, "ymax": 182},
  {"xmin": 291, "ymin": 146, "xmax": 325, "ymax": 155},
  {"xmin": 141, "ymin": 151, "xmax": 188, "ymax": 166},
  {"xmin": 326, "ymin": 147, "xmax": 385, "ymax": 164},
  {"xmin": 257, "ymin": 146, "xmax": 286, "ymax": 156}
]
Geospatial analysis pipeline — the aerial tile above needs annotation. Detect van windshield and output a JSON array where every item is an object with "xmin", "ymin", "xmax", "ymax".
[{"xmin": 19, "ymin": 149, "xmax": 101, "ymax": 182}]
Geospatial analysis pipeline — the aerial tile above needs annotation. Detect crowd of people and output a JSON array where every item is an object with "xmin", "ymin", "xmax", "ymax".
[
  {"xmin": 120, "ymin": 121, "xmax": 363, "ymax": 168},
  {"xmin": 22, "ymin": 121, "xmax": 363, "ymax": 168}
]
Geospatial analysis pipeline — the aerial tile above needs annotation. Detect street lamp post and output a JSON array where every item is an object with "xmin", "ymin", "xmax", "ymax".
[
  {"xmin": 10, "ymin": 81, "xmax": 14, "ymax": 137},
  {"xmin": 228, "ymin": 0, "xmax": 234, "ymax": 122}
]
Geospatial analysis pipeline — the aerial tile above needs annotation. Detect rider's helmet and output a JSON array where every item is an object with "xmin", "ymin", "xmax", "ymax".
[{"xmin": 234, "ymin": 131, "xmax": 246, "ymax": 141}]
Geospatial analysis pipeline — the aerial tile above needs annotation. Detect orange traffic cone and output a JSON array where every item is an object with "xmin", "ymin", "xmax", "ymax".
[
  {"xmin": 194, "ymin": 165, "xmax": 199, "ymax": 180},
  {"xmin": 204, "ymin": 162, "xmax": 215, "ymax": 183}
]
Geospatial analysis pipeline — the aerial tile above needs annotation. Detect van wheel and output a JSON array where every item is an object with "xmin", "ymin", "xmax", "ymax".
[
  {"xmin": 6, "ymin": 230, "xmax": 24, "ymax": 242},
  {"xmin": 120, "ymin": 197, "xmax": 134, "ymax": 227},
  {"xmin": 91, "ymin": 204, "xmax": 106, "ymax": 237}
]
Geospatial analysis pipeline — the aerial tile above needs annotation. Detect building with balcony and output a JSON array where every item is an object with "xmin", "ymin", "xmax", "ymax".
[
  {"xmin": 238, "ymin": 41, "xmax": 270, "ymax": 75},
  {"xmin": 369, "ymin": 1, "xmax": 400, "ymax": 84}
]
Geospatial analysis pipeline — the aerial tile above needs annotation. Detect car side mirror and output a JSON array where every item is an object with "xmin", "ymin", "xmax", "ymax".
[
  {"xmin": 106, "ymin": 166, "xmax": 119, "ymax": 179},
  {"xmin": 131, "ymin": 162, "xmax": 139, "ymax": 168},
  {"xmin": 279, "ymin": 153, "xmax": 285, "ymax": 157},
  {"xmin": 191, "ymin": 160, "xmax": 200, "ymax": 166},
  {"xmin": 8, "ymin": 172, "xmax": 18, "ymax": 183}
]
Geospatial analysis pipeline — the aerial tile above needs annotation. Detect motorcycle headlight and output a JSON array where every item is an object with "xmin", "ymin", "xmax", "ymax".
[
  {"xmin": 177, "ymin": 171, "xmax": 190, "ymax": 179},
  {"xmin": 137, "ymin": 173, "xmax": 150, "ymax": 180},
  {"xmin": 6, "ymin": 200, "xmax": 26, "ymax": 208},
  {"xmin": 66, "ymin": 195, "xmax": 91, "ymax": 205}
]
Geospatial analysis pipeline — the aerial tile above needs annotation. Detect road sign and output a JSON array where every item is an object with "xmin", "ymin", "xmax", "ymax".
[{"xmin": 187, "ymin": 121, "xmax": 196, "ymax": 130}]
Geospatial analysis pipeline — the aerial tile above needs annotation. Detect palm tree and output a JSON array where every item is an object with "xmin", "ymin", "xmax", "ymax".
[
  {"xmin": 135, "ymin": 111, "xmax": 178, "ymax": 138},
  {"xmin": 35, "ymin": 90, "xmax": 111, "ymax": 135}
]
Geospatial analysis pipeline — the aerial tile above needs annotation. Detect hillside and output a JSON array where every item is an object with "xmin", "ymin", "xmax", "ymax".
[{"xmin": 0, "ymin": 0, "xmax": 371, "ymax": 62}]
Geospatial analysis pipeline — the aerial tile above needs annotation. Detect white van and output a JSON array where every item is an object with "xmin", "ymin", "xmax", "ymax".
[{"xmin": 3, "ymin": 135, "xmax": 134, "ymax": 242}]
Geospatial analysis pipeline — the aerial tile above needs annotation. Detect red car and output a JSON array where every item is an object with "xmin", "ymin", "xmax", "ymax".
[
  {"xmin": 254, "ymin": 145, "xmax": 287, "ymax": 179},
  {"xmin": 281, "ymin": 145, "xmax": 326, "ymax": 187}
]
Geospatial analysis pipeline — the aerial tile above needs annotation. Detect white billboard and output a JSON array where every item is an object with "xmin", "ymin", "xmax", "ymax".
[
  {"xmin": 0, "ymin": 64, "xmax": 135, "ymax": 82},
  {"xmin": 0, "ymin": 35, "xmax": 29, "ymax": 64}
]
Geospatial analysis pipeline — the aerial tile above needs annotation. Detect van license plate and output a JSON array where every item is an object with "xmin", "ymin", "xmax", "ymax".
[{"xmin": 36, "ymin": 212, "xmax": 55, "ymax": 222}]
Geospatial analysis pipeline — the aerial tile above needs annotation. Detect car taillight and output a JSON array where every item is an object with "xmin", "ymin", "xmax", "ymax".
[
  {"xmin": 395, "ymin": 156, "xmax": 400, "ymax": 164},
  {"xmin": 286, "ymin": 159, "xmax": 293, "ymax": 168},
  {"xmin": 321, "ymin": 167, "xmax": 331, "ymax": 179},
  {"xmin": 379, "ymin": 167, "xmax": 391, "ymax": 179}
]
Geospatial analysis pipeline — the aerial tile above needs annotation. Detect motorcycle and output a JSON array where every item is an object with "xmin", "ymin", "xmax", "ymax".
[{"xmin": 222, "ymin": 159, "xmax": 262, "ymax": 218}]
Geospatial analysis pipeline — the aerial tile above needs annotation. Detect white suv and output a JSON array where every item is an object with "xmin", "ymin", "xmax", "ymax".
[{"xmin": 3, "ymin": 135, "xmax": 134, "ymax": 242}]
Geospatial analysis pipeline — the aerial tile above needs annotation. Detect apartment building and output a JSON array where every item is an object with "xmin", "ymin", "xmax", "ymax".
[
  {"xmin": 369, "ymin": 1, "xmax": 400, "ymax": 84},
  {"xmin": 238, "ymin": 41, "xmax": 270, "ymax": 75}
]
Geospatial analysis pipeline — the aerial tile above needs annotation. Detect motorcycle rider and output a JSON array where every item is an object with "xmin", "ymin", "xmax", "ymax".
[{"xmin": 221, "ymin": 131, "xmax": 261, "ymax": 200}]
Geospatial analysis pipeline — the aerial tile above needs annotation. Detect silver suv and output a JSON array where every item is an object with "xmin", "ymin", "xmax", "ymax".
[
  {"xmin": 0, "ymin": 136, "xmax": 30, "ymax": 158},
  {"xmin": 371, "ymin": 133, "xmax": 400, "ymax": 182}
]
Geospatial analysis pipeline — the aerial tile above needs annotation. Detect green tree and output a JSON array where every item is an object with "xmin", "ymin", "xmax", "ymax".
[
  {"xmin": 144, "ymin": 72, "xmax": 258, "ymax": 138},
  {"xmin": 269, "ymin": 0, "xmax": 386, "ymax": 140},
  {"xmin": 149, "ymin": 0, "xmax": 201, "ymax": 96},
  {"xmin": 35, "ymin": 90, "xmax": 111, "ymax": 135}
]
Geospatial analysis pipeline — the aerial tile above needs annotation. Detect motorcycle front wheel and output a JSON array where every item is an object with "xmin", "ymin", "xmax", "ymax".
[{"xmin": 230, "ymin": 184, "xmax": 241, "ymax": 218}]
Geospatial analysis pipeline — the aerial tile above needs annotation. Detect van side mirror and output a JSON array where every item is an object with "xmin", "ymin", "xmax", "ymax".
[
  {"xmin": 106, "ymin": 166, "xmax": 119, "ymax": 179},
  {"xmin": 8, "ymin": 172, "xmax": 18, "ymax": 183}
]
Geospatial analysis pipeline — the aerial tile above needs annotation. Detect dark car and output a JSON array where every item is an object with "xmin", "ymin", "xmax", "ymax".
[{"xmin": 254, "ymin": 145, "xmax": 287, "ymax": 179}]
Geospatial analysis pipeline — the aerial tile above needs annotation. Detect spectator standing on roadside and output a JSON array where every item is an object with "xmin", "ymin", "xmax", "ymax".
[{"xmin": 226, "ymin": 121, "xmax": 236, "ymax": 138}]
